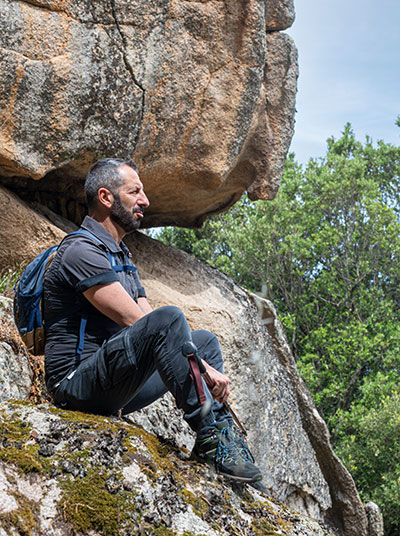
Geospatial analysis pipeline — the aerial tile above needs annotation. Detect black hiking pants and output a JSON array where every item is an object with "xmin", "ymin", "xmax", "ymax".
[{"xmin": 51, "ymin": 306, "xmax": 227, "ymax": 431}]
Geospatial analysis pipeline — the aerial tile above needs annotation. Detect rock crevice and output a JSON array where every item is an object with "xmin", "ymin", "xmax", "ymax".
[{"xmin": 107, "ymin": 0, "xmax": 146, "ymax": 151}]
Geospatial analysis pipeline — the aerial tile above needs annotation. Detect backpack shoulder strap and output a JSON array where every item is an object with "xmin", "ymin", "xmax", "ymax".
[
  {"xmin": 67, "ymin": 228, "xmax": 138, "ymax": 274},
  {"xmin": 106, "ymin": 251, "xmax": 137, "ymax": 274},
  {"xmin": 62, "ymin": 228, "xmax": 104, "ymax": 247}
]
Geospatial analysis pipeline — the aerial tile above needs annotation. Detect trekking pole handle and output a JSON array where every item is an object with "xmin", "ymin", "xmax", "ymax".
[
  {"xmin": 182, "ymin": 341, "xmax": 206, "ymax": 373},
  {"xmin": 181, "ymin": 341, "xmax": 247, "ymax": 436}
]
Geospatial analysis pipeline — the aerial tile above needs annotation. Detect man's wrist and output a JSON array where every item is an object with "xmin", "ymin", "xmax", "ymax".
[{"xmin": 201, "ymin": 359, "xmax": 213, "ymax": 373}]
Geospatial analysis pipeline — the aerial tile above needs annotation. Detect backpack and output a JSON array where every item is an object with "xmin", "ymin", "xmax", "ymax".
[
  {"xmin": 13, "ymin": 244, "xmax": 58, "ymax": 355},
  {"xmin": 13, "ymin": 229, "xmax": 138, "ymax": 356}
]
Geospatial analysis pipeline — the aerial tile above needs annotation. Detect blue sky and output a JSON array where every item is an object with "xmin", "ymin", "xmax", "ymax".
[{"xmin": 286, "ymin": 0, "xmax": 400, "ymax": 163}]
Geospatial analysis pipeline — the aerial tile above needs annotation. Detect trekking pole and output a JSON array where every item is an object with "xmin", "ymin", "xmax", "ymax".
[{"xmin": 182, "ymin": 341, "xmax": 247, "ymax": 436}]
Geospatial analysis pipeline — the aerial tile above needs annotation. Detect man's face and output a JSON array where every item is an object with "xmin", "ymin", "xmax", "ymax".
[{"xmin": 110, "ymin": 165, "xmax": 149, "ymax": 234}]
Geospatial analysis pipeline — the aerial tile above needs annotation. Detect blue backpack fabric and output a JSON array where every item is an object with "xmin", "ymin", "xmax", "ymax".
[
  {"xmin": 13, "ymin": 229, "xmax": 136, "ymax": 356},
  {"xmin": 14, "ymin": 244, "xmax": 59, "ymax": 355}
]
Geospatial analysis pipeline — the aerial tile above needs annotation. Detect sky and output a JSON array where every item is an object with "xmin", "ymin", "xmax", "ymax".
[{"xmin": 286, "ymin": 0, "xmax": 400, "ymax": 163}]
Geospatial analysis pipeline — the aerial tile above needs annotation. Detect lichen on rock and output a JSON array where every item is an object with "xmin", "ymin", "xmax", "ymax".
[{"xmin": 0, "ymin": 401, "xmax": 334, "ymax": 536}]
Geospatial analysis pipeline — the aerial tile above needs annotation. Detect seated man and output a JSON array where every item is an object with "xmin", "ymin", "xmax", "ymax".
[{"xmin": 43, "ymin": 157, "xmax": 262, "ymax": 483}]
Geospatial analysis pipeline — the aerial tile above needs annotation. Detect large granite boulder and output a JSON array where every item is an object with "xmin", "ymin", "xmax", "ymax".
[
  {"xmin": 0, "ymin": 0, "xmax": 298, "ymax": 227},
  {"xmin": 0, "ymin": 296, "xmax": 32, "ymax": 403},
  {"xmin": 0, "ymin": 192, "xmax": 373, "ymax": 535}
]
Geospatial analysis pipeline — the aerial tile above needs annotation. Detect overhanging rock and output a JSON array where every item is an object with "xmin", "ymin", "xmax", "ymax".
[{"xmin": 0, "ymin": 0, "xmax": 298, "ymax": 227}]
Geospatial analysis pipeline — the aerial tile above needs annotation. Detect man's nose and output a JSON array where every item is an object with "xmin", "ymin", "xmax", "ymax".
[{"xmin": 139, "ymin": 191, "xmax": 150, "ymax": 208}]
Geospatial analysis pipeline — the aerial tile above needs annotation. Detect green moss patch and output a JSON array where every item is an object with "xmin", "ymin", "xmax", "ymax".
[
  {"xmin": 48, "ymin": 406, "xmax": 116, "ymax": 428},
  {"xmin": 0, "ymin": 410, "xmax": 48, "ymax": 473},
  {"xmin": 179, "ymin": 488, "xmax": 210, "ymax": 518},
  {"xmin": 60, "ymin": 467, "xmax": 135, "ymax": 536},
  {"xmin": 125, "ymin": 426, "xmax": 182, "ymax": 480},
  {"xmin": 251, "ymin": 518, "xmax": 282, "ymax": 535},
  {"xmin": 0, "ymin": 492, "xmax": 39, "ymax": 536},
  {"xmin": 142, "ymin": 528, "xmax": 201, "ymax": 536}
]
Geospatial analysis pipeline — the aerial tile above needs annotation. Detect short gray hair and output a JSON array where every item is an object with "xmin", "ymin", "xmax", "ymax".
[{"xmin": 85, "ymin": 158, "xmax": 138, "ymax": 209}]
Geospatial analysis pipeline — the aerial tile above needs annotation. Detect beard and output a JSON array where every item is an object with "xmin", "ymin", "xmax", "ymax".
[{"xmin": 110, "ymin": 193, "xmax": 143, "ymax": 234}]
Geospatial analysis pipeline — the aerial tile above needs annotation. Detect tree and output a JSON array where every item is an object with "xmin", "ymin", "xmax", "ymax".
[
  {"xmin": 158, "ymin": 124, "xmax": 400, "ymax": 532},
  {"xmin": 336, "ymin": 390, "xmax": 400, "ymax": 535}
]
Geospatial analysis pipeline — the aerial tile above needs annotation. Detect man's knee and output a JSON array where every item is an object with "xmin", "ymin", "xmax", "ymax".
[
  {"xmin": 192, "ymin": 329, "xmax": 223, "ymax": 369},
  {"xmin": 193, "ymin": 329, "xmax": 220, "ymax": 351},
  {"xmin": 146, "ymin": 305, "xmax": 187, "ymax": 331}
]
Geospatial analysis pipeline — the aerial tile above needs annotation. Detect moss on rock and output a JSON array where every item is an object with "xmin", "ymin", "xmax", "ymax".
[
  {"xmin": 0, "ymin": 402, "xmax": 332, "ymax": 536},
  {"xmin": 0, "ymin": 491, "xmax": 39, "ymax": 536},
  {"xmin": 59, "ymin": 467, "xmax": 135, "ymax": 536},
  {"xmin": 0, "ymin": 408, "xmax": 48, "ymax": 473}
]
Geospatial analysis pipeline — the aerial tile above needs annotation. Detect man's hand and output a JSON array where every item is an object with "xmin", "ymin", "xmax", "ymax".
[{"xmin": 201, "ymin": 360, "xmax": 230, "ymax": 404}]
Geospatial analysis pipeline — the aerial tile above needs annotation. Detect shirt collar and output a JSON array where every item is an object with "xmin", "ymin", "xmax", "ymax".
[{"xmin": 80, "ymin": 216, "xmax": 123, "ymax": 254}]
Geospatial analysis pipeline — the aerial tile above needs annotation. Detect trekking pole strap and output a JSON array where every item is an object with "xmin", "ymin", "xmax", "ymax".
[
  {"xmin": 187, "ymin": 355, "xmax": 207, "ymax": 406},
  {"xmin": 182, "ymin": 341, "xmax": 207, "ymax": 406},
  {"xmin": 181, "ymin": 341, "xmax": 247, "ymax": 436}
]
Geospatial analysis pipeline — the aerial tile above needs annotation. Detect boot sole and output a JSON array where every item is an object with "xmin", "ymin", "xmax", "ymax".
[
  {"xmin": 217, "ymin": 471, "xmax": 263, "ymax": 483},
  {"xmin": 191, "ymin": 452, "xmax": 262, "ymax": 483}
]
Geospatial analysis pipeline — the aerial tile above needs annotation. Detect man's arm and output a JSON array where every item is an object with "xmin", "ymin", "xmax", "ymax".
[
  {"xmin": 201, "ymin": 359, "xmax": 230, "ymax": 404},
  {"xmin": 137, "ymin": 296, "xmax": 153, "ymax": 315},
  {"xmin": 83, "ymin": 282, "xmax": 145, "ymax": 327}
]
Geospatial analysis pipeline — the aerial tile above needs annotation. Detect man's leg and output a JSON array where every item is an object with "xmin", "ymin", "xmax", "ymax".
[
  {"xmin": 121, "ymin": 329, "xmax": 226, "ymax": 418},
  {"xmin": 53, "ymin": 306, "xmax": 261, "ymax": 482},
  {"xmin": 191, "ymin": 329, "xmax": 233, "ymax": 427},
  {"xmin": 53, "ymin": 306, "xmax": 216, "ymax": 430},
  {"xmin": 189, "ymin": 330, "xmax": 262, "ymax": 482},
  {"xmin": 121, "ymin": 371, "xmax": 168, "ymax": 414}
]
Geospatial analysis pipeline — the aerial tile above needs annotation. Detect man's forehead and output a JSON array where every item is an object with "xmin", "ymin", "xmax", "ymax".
[{"xmin": 118, "ymin": 165, "xmax": 143, "ymax": 189}]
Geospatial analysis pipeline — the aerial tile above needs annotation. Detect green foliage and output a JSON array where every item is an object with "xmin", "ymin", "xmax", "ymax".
[
  {"xmin": 335, "ymin": 392, "xmax": 400, "ymax": 535},
  {"xmin": 0, "ymin": 267, "xmax": 22, "ymax": 298},
  {"xmin": 158, "ymin": 123, "xmax": 400, "ymax": 532}
]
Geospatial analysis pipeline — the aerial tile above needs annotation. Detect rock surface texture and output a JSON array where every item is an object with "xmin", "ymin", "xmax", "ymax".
[
  {"xmin": 0, "ymin": 0, "xmax": 298, "ymax": 227},
  {"xmin": 0, "ymin": 192, "xmax": 374, "ymax": 535},
  {"xmin": 0, "ymin": 297, "xmax": 32, "ymax": 403},
  {"xmin": 0, "ymin": 401, "xmax": 334, "ymax": 536},
  {"xmin": 0, "ymin": 186, "xmax": 65, "ymax": 271}
]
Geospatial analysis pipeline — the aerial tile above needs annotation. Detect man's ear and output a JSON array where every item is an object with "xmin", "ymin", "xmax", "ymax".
[{"xmin": 97, "ymin": 187, "xmax": 114, "ymax": 209}]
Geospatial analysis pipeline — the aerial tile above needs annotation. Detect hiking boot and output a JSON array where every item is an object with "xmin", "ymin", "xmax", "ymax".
[
  {"xmin": 192, "ymin": 422, "xmax": 262, "ymax": 483},
  {"xmin": 233, "ymin": 434, "xmax": 256, "ymax": 464}
]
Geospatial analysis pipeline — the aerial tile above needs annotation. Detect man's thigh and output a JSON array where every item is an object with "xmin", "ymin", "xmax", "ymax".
[
  {"xmin": 122, "ymin": 327, "xmax": 223, "ymax": 415},
  {"xmin": 54, "ymin": 324, "xmax": 155, "ymax": 415}
]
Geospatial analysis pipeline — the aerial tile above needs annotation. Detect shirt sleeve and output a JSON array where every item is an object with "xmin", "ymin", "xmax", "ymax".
[{"xmin": 59, "ymin": 238, "xmax": 119, "ymax": 293}]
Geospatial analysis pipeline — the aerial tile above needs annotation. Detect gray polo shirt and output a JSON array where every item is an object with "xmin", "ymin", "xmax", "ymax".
[{"xmin": 43, "ymin": 216, "xmax": 146, "ymax": 391}]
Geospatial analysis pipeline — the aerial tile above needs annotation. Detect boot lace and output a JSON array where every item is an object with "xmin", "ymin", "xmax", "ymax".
[
  {"xmin": 234, "ymin": 435, "xmax": 255, "ymax": 463},
  {"xmin": 215, "ymin": 426, "xmax": 242, "ymax": 467}
]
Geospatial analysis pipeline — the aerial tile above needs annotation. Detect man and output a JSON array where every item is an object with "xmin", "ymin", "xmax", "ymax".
[{"xmin": 43, "ymin": 158, "xmax": 262, "ymax": 483}]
